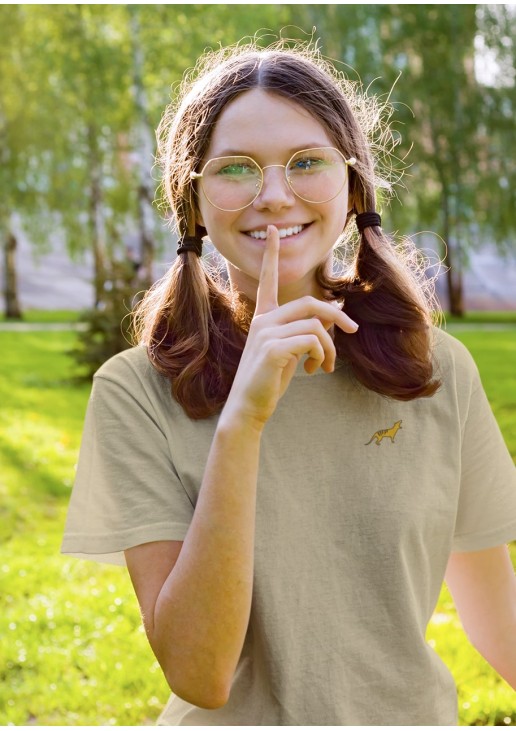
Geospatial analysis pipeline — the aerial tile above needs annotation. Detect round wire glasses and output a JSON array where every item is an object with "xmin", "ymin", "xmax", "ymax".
[{"xmin": 190, "ymin": 147, "xmax": 356, "ymax": 212}]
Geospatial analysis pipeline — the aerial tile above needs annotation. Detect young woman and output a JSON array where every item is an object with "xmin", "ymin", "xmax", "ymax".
[{"xmin": 62, "ymin": 42, "xmax": 516, "ymax": 725}]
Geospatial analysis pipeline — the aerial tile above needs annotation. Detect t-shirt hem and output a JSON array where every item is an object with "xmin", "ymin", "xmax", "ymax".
[
  {"xmin": 452, "ymin": 520, "xmax": 516, "ymax": 552},
  {"xmin": 61, "ymin": 522, "xmax": 191, "ymax": 566}
]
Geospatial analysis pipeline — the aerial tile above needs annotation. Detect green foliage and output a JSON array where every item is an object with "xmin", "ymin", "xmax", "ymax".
[
  {"xmin": 0, "ymin": 329, "xmax": 515, "ymax": 724},
  {"xmin": 2, "ymin": 5, "xmax": 515, "ymax": 322},
  {"xmin": 4, "ymin": 5, "xmax": 514, "ymax": 252},
  {"xmin": 68, "ymin": 261, "xmax": 142, "ymax": 380}
]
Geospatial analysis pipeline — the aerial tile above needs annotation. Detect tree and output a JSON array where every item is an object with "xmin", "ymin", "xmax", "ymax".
[
  {"xmin": 297, "ymin": 5, "xmax": 515, "ymax": 315},
  {"xmin": 472, "ymin": 4, "xmax": 516, "ymax": 252},
  {"xmin": 0, "ymin": 6, "xmax": 33, "ymax": 318},
  {"xmin": 4, "ymin": 6, "xmax": 513, "ymax": 322},
  {"xmin": 395, "ymin": 5, "xmax": 479, "ymax": 315},
  {"xmin": 127, "ymin": 6, "xmax": 156, "ymax": 290}
]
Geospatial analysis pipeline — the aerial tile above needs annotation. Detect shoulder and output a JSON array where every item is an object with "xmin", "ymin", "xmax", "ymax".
[
  {"xmin": 430, "ymin": 326, "xmax": 480, "ymax": 393},
  {"xmin": 95, "ymin": 345, "xmax": 160, "ymax": 385},
  {"xmin": 92, "ymin": 346, "xmax": 171, "ymax": 407}
]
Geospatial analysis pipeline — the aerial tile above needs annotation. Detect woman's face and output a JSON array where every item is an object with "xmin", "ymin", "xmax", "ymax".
[{"xmin": 196, "ymin": 89, "xmax": 351, "ymax": 305}]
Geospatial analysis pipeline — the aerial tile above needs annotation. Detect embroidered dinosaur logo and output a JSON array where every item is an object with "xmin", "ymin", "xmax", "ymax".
[{"xmin": 365, "ymin": 420, "xmax": 402, "ymax": 446}]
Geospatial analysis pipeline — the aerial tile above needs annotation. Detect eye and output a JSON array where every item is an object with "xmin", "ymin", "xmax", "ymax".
[
  {"xmin": 289, "ymin": 155, "xmax": 327, "ymax": 173},
  {"xmin": 215, "ymin": 161, "xmax": 257, "ymax": 177}
]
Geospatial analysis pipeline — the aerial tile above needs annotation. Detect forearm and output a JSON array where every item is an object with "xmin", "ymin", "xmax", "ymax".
[
  {"xmin": 446, "ymin": 546, "xmax": 516, "ymax": 691},
  {"xmin": 152, "ymin": 410, "xmax": 263, "ymax": 708},
  {"xmin": 473, "ymin": 617, "xmax": 516, "ymax": 690}
]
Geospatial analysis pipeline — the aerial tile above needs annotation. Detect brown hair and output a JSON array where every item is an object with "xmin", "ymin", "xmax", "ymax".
[{"xmin": 133, "ymin": 41, "xmax": 441, "ymax": 419}]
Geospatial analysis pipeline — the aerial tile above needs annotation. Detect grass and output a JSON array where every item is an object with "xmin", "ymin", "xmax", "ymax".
[
  {"xmin": 0, "ymin": 327, "xmax": 515, "ymax": 725},
  {"xmin": 0, "ymin": 309, "xmax": 82, "ymax": 324},
  {"xmin": 0, "ymin": 332, "xmax": 169, "ymax": 725},
  {"xmin": 441, "ymin": 311, "xmax": 516, "ymax": 325}
]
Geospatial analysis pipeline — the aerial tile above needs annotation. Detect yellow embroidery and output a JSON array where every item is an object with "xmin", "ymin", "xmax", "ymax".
[{"xmin": 365, "ymin": 420, "xmax": 402, "ymax": 446}]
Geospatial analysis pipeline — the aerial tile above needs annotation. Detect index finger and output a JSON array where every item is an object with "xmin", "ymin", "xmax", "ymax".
[{"xmin": 255, "ymin": 225, "xmax": 280, "ymax": 315}]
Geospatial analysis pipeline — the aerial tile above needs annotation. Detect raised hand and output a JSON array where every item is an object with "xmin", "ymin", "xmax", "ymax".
[{"xmin": 223, "ymin": 226, "xmax": 359, "ymax": 428}]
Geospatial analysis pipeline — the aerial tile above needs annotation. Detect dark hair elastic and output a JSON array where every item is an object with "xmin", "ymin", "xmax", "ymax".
[
  {"xmin": 356, "ymin": 212, "xmax": 382, "ymax": 233},
  {"xmin": 177, "ymin": 236, "xmax": 203, "ymax": 256}
]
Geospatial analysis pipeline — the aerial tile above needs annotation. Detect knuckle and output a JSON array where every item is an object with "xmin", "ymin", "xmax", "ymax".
[
  {"xmin": 301, "ymin": 295, "xmax": 317, "ymax": 308},
  {"xmin": 312, "ymin": 318, "xmax": 326, "ymax": 336}
]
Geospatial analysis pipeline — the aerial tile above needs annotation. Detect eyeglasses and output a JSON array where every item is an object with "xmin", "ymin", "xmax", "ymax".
[{"xmin": 190, "ymin": 147, "xmax": 356, "ymax": 212}]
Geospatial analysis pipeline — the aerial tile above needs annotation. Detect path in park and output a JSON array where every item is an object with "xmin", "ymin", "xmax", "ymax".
[{"xmin": 4, "ymin": 228, "xmax": 516, "ymax": 312}]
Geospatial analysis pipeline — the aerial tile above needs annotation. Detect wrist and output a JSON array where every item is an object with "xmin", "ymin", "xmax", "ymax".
[{"xmin": 217, "ymin": 403, "xmax": 267, "ymax": 438}]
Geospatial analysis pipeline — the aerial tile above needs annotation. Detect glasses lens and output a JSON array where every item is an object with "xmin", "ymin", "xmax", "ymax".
[
  {"xmin": 287, "ymin": 148, "xmax": 347, "ymax": 203},
  {"xmin": 201, "ymin": 156, "xmax": 262, "ymax": 211}
]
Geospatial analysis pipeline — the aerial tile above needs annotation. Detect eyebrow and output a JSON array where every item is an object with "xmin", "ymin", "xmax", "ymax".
[{"xmin": 212, "ymin": 143, "xmax": 331, "ymax": 158}]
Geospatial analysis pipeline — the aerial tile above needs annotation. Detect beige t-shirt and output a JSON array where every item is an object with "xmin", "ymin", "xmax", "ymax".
[{"xmin": 62, "ymin": 328, "xmax": 516, "ymax": 725}]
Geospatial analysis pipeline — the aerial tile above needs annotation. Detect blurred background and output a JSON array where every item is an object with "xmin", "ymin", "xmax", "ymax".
[
  {"xmin": 1, "ymin": 5, "xmax": 515, "ymax": 726},
  {"xmin": 0, "ymin": 3, "xmax": 515, "ymax": 321}
]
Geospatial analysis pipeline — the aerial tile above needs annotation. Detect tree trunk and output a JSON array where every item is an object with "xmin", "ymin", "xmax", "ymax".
[
  {"xmin": 3, "ymin": 230, "xmax": 22, "ymax": 319},
  {"xmin": 129, "ymin": 6, "xmax": 155, "ymax": 291},
  {"xmin": 88, "ymin": 123, "xmax": 107, "ymax": 308},
  {"xmin": 442, "ymin": 192, "xmax": 465, "ymax": 317}
]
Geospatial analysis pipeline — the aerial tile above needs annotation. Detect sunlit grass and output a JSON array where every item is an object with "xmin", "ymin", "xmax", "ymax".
[
  {"xmin": 0, "ymin": 329, "xmax": 514, "ymax": 724},
  {"xmin": 442, "ymin": 311, "xmax": 516, "ymax": 325},
  {"xmin": 0, "ymin": 309, "xmax": 81, "ymax": 323},
  {"xmin": 0, "ymin": 332, "xmax": 170, "ymax": 725}
]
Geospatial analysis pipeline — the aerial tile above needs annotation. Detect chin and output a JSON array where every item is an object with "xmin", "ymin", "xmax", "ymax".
[{"xmin": 277, "ymin": 262, "xmax": 320, "ymax": 292}]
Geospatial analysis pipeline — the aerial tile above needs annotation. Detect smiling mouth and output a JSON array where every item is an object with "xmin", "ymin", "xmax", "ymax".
[{"xmin": 245, "ymin": 223, "xmax": 311, "ymax": 240}]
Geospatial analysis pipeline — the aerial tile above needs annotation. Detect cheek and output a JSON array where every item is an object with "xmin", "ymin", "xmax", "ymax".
[
  {"xmin": 328, "ymin": 194, "xmax": 351, "ymax": 234},
  {"xmin": 196, "ymin": 195, "xmax": 228, "ymax": 235},
  {"xmin": 319, "ymin": 200, "xmax": 348, "ymax": 239}
]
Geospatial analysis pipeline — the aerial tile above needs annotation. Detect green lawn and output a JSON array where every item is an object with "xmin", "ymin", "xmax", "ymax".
[
  {"xmin": 0, "ymin": 309, "xmax": 82, "ymax": 323},
  {"xmin": 0, "ymin": 327, "xmax": 515, "ymax": 725}
]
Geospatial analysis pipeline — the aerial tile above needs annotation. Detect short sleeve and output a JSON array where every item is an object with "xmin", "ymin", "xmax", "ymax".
[
  {"xmin": 452, "ymin": 369, "xmax": 516, "ymax": 551},
  {"xmin": 61, "ymin": 367, "xmax": 195, "ymax": 566}
]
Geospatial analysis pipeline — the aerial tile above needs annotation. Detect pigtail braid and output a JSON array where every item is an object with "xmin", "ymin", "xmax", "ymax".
[
  {"xmin": 132, "ymin": 241, "xmax": 248, "ymax": 419},
  {"xmin": 321, "ymin": 224, "xmax": 440, "ymax": 399}
]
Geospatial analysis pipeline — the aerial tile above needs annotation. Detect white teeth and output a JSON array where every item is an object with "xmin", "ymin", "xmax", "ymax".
[{"xmin": 248, "ymin": 224, "xmax": 305, "ymax": 240}]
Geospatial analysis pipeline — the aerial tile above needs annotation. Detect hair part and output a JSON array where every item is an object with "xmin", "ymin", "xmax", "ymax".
[{"xmin": 133, "ymin": 39, "xmax": 441, "ymax": 419}]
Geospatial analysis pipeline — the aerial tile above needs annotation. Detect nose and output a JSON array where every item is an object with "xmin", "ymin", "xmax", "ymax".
[{"xmin": 252, "ymin": 165, "xmax": 296, "ymax": 212}]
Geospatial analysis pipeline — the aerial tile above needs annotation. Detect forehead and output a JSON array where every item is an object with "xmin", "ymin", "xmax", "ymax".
[{"xmin": 205, "ymin": 88, "xmax": 335, "ymax": 159}]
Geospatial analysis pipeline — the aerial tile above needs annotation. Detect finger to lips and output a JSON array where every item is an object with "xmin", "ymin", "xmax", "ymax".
[
  {"xmin": 274, "ymin": 297, "xmax": 359, "ymax": 333},
  {"xmin": 255, "ymin": 225, "xmax": 280, "ymax": 315}
]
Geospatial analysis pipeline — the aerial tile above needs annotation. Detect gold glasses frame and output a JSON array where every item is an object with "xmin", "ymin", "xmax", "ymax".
[{"xmin": 190, "ymin": 146, "xmax": 356, "ymax": 212}]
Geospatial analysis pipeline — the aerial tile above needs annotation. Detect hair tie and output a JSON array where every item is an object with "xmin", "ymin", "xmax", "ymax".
[
  {"xmin": 356, "ymin": 212, "xmax": 382, "ymax": 233},
  {"xmin": 177, "ymin": 236, "xmax": 203, "ymax": 257}
]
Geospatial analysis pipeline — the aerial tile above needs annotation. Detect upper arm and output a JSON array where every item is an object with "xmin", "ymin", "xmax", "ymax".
[
  {"xmin": 125, "ymin": 540, "xmax": 183, "ymax": 638},
  {"xmin": 444, "ymin": 544, "xmax": 516, "ymax": 648}
]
